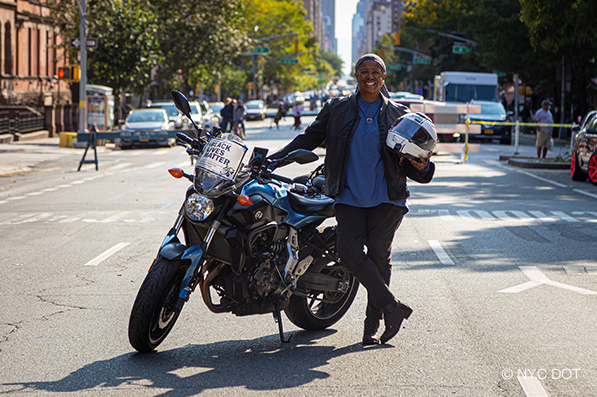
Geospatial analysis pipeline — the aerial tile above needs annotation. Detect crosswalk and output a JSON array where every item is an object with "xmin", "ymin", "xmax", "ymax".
[
  {"xmin": 415, "ymin": 208, "xmax": 597, "ymax": 224},
  {"xmin": 0, "ymin": 211, "xmax": 157, "ymax": 225}
]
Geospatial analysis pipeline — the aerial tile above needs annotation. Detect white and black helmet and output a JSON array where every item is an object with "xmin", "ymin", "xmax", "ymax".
[{"xmin": 386, "ymin": 112, "xmax": 437, "ymax": 162}]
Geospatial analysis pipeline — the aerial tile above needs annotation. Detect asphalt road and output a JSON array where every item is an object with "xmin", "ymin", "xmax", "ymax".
[{"xmin": 0, "ymin": 116, "xmax": 596, "ymax": 396}]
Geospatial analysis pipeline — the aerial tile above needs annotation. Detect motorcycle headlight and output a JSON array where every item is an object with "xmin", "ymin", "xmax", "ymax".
[{"xmin": 185, "ymin": 193, "xmax": 214, "ymax": 221}]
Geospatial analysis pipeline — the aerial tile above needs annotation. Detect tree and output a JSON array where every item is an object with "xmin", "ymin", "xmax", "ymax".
[{"xmin": 47, "ymin": 0, "xmax": 162, "ymax": 96}]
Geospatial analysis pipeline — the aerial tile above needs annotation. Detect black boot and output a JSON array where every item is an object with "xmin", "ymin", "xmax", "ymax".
[
  {"xmin": 380, "ymin": 301, "xmax": 413, "ymax": 344},
  {"xmin": 362, "ymin": 317, "xmax": 380, "ymax": 346}
]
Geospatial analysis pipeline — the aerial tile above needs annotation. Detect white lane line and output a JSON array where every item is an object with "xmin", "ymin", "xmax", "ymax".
[
  {"xmin": 13, "ymin": 213, "xmax": 53, "ymax": 224},
  {"xmin": 428, "ymin": 240, "xmax": 454, "ymax": 265},
  {"xmin": 0, "ymin": 200, "xmax": 7, "ymax": 205},
  {"xmin": 493, "ymin": 211, "xmax": 514, "ymax": 221},
  {"xmin": 7, "ymin": 196, "xmax": 26, "ymax": 201},
  {"xmin": 143, "ymin": 161, "xmax": 166, "ymax": 169},
  {"xmin": 510, "ymin": 210, "xmax": 533, "ymax": 220},
  {"xmin": 529, "ymin": 211, "xmax": 557, "ymax": 222},
  {"xmin": 438, "ymin": 209, "xmax": 455, "ymax": 221},
  {"xmin": 573, "ymin": 189, "xmax": 597, "ymax": 199},
  {"xmin": 474, "ymin": 210, "xmax": 495, "ymax": 220},
  {"xmin": 25, "ymin": 191, "xmax": 43, "ymax": 196},
  {"xmin": 550, "ymin": 211, "xmax": 579, "ymax": 223},
  {"xmin": 84, "ymin": 242, "xmax": 130, "ymax": 266},
  {"xmin": 456, "ymin": 210, "xmax": 475, "ymax": 221},
  {"xmin": 564, "ymin": 266, "xmax": 587, "ymax": 275},
  {"xmin": 106, "ymin": 162, "xmax": 131, "ymax": 171},
  {"xmin": 517, "ymin": 170, "xmax": 567, "ymax": 188},
  {"xmin": 100, "ymin": 212, "xmax": 129, "ymax": 223},
  {"xmin": 517, "ymin": 376, "xmax": 550, "ymax": 397},
  {"xmin": 499, "ymin": 266, "xmax": 597, "ymax": 295}
]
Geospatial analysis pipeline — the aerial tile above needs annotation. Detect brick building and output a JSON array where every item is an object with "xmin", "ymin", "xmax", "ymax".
[{"xmin": 0, "ymin": 0, "xmax": 74, "ymax": 140}]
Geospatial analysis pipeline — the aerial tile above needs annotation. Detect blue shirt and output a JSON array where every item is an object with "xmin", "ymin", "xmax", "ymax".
[{"xmin": 335, "ymin": 96, "xmax": 430, "ymax": 210}]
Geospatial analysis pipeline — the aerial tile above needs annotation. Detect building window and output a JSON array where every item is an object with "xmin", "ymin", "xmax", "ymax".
[{"xmin": 4, "ymin": 22, "xmax": 12, "ymax": 75}]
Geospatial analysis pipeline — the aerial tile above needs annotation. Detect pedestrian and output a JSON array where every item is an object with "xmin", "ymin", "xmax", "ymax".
[
  {"xmin": 534, "ymin": 99, "xmax": 553, "ymax": 159},
  {"xmin": 233, "ymin": 100, "xmax": 246, "ymax": 139},
  {"xmin": 271, "ymin": 102, "xmax": 285, "ymax": 130},
  {"xmin": 292, "ymin": 102, "xmax": 302, "ymax": 130},
  {"xmin": 269, "ymin": 53, "xmax": 435, "ymax": 346},
  {"xmin": 220, "ymin": 97, "xmax": 233, "ymax": 132}
]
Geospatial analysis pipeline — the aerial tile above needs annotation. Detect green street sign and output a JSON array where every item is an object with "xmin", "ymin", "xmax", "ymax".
[
  {"xmin": 251, "ymin": 47, "xmax": 270, "ymax": 54},
  {"xmin": 281, "ymin": 59, "xmax": 298, "ymax": 64},
  {"xmin": 413, "ymin": 57, "xmax": 431, "ymax": 64},
  {"xmin": 387, "ymin": 64, "xmax": 402, "ymax": 70},
  {"xmin": 452, "ymin": 45, "xmax": 471, "ymax": 54}
]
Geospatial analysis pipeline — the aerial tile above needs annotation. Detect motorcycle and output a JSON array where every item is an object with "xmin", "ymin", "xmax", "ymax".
[{"xmin": 128, "ymin": 91, "xmax": 359, "ymax": 352}]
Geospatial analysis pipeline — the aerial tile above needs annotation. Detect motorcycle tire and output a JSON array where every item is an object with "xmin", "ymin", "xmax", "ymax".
[
  {"xmin": 285, "ymin": 258, "xmax": 359, "ymax": 331},
  {"xmin": 128, "ymin": 257, "xmax": 189, "ymax": 352}
]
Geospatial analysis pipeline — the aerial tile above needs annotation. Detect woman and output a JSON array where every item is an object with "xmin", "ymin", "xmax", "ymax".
[{"xmin": 233, "ymin": 100, "xmax": 246, "ymax": 139}]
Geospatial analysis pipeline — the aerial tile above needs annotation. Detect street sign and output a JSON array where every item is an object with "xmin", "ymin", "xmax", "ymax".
[
  {"xmin": 251, "ymin": 47, "xmax": 270, "ymax": 54},
  {"xmin": 414, "ymin": 57, "xmax": 431, "ymax": 64},
  {"xmin": 71, "ymin": 38, "xmax": 98, "ymax": 48},
  {"xmin": 281, "ymin": 59, "xmax": 298, "ymax": 64},
  {"xmin": 387, "ymin": 64, "xmax": 402, "ymax": 71},
  {"xmin": 453, "ymin": 44, "xmax": 471, "ymax": 54}
]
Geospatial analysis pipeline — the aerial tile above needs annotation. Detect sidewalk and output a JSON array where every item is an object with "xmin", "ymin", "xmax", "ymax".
[{"xmin": 0, "ymin": 137, "xmax": 80, "ymax": 177}]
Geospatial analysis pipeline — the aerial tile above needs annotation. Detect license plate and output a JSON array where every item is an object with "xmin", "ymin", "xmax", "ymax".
[
  {"xmin": 139, "ymin": 139, "xmax": 150, "ymax": 142},
  {"xmin": 484, "ymin": 129, "xmax": 494, "ymax": 135}
]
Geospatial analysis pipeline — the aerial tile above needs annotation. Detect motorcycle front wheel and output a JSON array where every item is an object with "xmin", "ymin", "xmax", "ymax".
[
  {"xmin": 128, "ymin": 257, "xmax": 189, "ymax": 352},
  {"xmin": 285, "ymin": 258, "xmax": 359, "ymax": 330}
]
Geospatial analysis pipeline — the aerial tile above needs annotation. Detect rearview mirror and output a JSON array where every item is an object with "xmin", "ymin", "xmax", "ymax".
[
  {"xmin": 171, "ymin": 90, "xmax": 192, "ymax": 118},
  {"xmin": 286, "ymin": 149, "xmax": 319, "ymax": 164}
]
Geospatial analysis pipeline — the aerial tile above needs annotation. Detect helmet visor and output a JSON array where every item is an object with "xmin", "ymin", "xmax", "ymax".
[{"xmin": 390, "ymin": 117, "xmax": 435, "ymax": 151}]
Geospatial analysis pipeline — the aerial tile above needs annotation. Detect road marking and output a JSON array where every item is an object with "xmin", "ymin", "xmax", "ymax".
[
  {"xmin": 517, "ymin": 170, "xmax": 567, "ymax": 188},
  {"xmin": 499, "ymin": 266, "xmax": 597, "ymax": 295},
  {"xmin": 510, "ymin": 211, "xmax": 533, "ymax": 220},
  {"xmin": 106, "ymin": 162, "xmax": 131, "ymax": 171},
  {"xmin": 428, "ymin": 240, "xmax": 454, "ymax": 265},
  {"xmin": 564, "ymin": 266, "xmax": 587, "ymax": 275},
  {"xmin": 517, "ymin": 376, "xmax": 550, "ymax": 397},
  {"xmin": 438, "ymin": 209, "xmax": 455, "ymax": 221},
  {"xmin": 143, "ymin": 161, "xmax": 166, "ymax": 169},
  {"xmin": 7, "ymin": 196, "xmax": 26, "ymax": 201},
  {"xmin": 474, "ymin": 210, "xmax": 495, "ymax": 220},
  {"xmin": 493, "ymin": 211, "xmax": 513, "ymax": 221},
  {"xmin": 456, "ymin": 210, "xmax": 475, "ymax": 221},
  {"xmin": 574, "ymin": 189, "xmax": 597, "ymax": 199},
  {"xmin": 84, "ymin": 242, "xmax": 130, "ymax": 266},
  {"xmin": 529, "ymin": 211, "xmax": 557, "ymax": 222},
  {"xmin": 550, "ymin": 211, "xmax": 579, "ymax": 222}
]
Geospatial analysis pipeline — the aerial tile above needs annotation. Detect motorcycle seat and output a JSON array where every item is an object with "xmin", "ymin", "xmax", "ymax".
[{"xmin": 287, "ymin": 191, "xmax": 335, "ymax": 217}]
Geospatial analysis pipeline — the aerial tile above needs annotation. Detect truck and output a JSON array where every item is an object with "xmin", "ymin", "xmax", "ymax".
[{"xmin": 433, "ymin": 71, "xmax": 498, "ymax": 103}]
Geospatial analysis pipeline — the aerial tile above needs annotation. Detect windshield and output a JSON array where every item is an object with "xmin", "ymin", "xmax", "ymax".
[
  {"xmin": 479, "ymin": 103, "xmax": 506, "ymax": 116},
  {"xmin": 190, "ymin": 104, "xmax": 201, "ymax": 115},
  {"xmin": 445, "ymin": 83, "xmax": 497, "ymax": 102},
  {"xmin": 127, "ymin": 111, "xmax": 166, "ymax": 123},
  {"xmin": 194, "ymin": 134, "xmax": 248, "ymax": 197},
  {"xmin": 246, "ymin": 103, "xmax": 262, "ymax": 109},
  {"xmin": 151, "ymin": 104, "xmax": 179, "ymax": 118}
]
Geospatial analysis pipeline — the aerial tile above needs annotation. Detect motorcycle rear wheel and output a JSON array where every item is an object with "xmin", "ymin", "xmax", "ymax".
[
  {"xmin": 128, "ymin": 257, "xmax": 189, "ymax": 352},
  {"xmin": 285, "ymin": 259, "xmax": 359, "ymax": 331}
]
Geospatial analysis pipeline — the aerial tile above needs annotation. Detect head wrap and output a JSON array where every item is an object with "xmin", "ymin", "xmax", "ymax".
[{"xmin": 354, "ymin": 53, "xmax": 390, "ymax": 98}]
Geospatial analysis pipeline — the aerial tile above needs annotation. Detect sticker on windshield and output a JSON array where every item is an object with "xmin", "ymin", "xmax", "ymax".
[{"xmin": 196, "ymin": 137, "xmax": 247, "ymax": 180}]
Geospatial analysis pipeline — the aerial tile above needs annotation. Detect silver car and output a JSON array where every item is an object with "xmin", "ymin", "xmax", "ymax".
[{"xmin": 118, "ymin": 108, "xmax": 174, "ymax": 149}]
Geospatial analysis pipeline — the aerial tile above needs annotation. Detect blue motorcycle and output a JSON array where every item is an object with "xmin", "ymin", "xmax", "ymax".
[{"xmin": 128, "ymin": 91, "xmax": 359, "ymax": 352}]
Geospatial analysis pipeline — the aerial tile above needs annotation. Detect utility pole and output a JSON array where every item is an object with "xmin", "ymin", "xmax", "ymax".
[
  {"xmin": 252, "ymin": 26, "xmax": 258, "ymax": 100},
  {"xmin": 78, "ymin": 0, "xmax": 87, "ymax": 135}
]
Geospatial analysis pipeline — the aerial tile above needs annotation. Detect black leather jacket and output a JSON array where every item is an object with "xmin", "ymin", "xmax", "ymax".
[{"xmin": 271, "ymin": 93, "xmax": 435, "ymax": 200}]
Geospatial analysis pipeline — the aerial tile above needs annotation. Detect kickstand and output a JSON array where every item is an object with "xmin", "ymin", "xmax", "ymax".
[{"xmin": 273, "ymin": 306, "xmax": 291, "ymax": 343}]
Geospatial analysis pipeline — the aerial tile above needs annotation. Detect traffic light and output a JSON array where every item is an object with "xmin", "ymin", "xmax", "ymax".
[
  {"xmin": 57, "ymin": 66, "xmax": 80, "ymax": 82},
  {"xmin": 58, "ymin": 66, "xmax": 71, "ymax": 80},
  {"xmin": 394, "ymin": 31, "xmax": 400, "ymax": 46}
]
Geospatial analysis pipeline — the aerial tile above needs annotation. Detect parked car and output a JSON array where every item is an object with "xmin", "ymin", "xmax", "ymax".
[
  {"xmin": 208, "ymin": 101, "xmax": 225, "ymax": 116},
  {"xmin": 467, "ymin": 100, "xmax": 511, "ymax": 144},
  {"xmin": 118, "ymin": 108, "xmax": 174, "ymax": 149},
  {"xmin": 245, "ymin": 100, "xmax": 267, "ymax": 121},
  {"xmin": 571, "ymin": 110, "xmax": 597, "ymax": 184},
  {"xmin": 148, "ymin": 101, "xmax": 186, "ymax": 129},
  {"xmin": 189, "ymin": 100, "xmax": 220, "ymax": 132}
]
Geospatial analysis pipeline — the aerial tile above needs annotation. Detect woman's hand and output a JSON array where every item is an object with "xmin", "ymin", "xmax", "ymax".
[{"xmin": 409, "ymin": 152, "xmax": 432, "ymax": 171}]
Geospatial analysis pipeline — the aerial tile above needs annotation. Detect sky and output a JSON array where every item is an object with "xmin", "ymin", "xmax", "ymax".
[{"xmin": 335, "ymin": 0, "xmax": 359, "ymax": 78}]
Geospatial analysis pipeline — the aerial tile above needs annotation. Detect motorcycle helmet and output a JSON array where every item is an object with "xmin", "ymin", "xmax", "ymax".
[{"xmin": 386, "ymin": 112, "xmax": 437, "ymax": 162}]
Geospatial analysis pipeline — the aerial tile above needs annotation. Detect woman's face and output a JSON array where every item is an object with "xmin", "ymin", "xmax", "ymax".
[{"xmin": 355, "ymin": 60, "xmax": 386, "ymax": 98}]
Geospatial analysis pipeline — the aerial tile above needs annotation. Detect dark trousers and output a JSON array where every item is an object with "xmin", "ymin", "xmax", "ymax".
[{"xmin": 335, "ymin": 203, "xmax": 405, "ymax": 321}]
